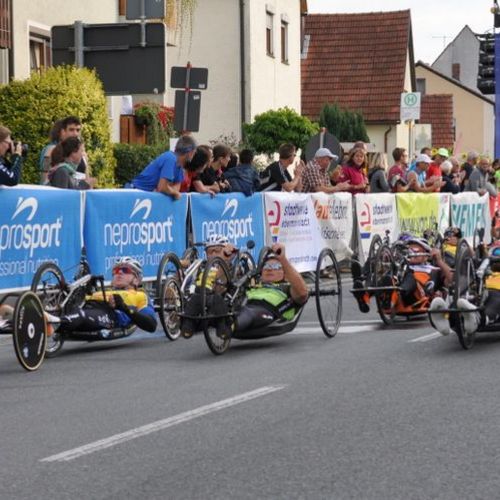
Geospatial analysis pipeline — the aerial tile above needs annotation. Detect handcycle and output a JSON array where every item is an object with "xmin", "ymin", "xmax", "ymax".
[
  {"xmin": 161, "ymin": 245, "xmax": 342, "ymax": 355},
  {"xmin": 0, "ymin": 291, "xmax": 47, "ymax": 371}
]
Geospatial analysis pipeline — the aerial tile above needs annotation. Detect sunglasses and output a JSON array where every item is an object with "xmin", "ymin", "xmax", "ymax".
[
  {"xmin": 112, "ymin": 266, "xmax": 135, "ymax": 276},
  {"xmin": 263, "ymin": 262, "xmax": 283, "ymax": 271}
]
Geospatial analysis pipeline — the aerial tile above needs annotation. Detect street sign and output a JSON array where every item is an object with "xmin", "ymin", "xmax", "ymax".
[
  {"xmin": 170, "ymin": 66, "xmax": 208, "ymax": 90},
  {"xmin": 400, "ymin": 92, "xmax": 421, "ymax": 121},
  {"xmin": 52, "ymin": 23, "xmax": 166, "ymax": 95},
  {"xmin": 127, "ymin": 0, "xmax": 165, "ymax": 20},
  {"xmin": 305, "ymin": 130, "xmax": 341, "ymax": 162},
  {"xmin": 173, "ymin": 90, "xmax": 201, "ymax": 132}
]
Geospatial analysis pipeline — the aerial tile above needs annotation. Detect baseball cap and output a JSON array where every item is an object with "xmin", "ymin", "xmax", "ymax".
[
  {"xmin": 415, "ymin": 153, "xmax": 432, "ymax": 164},
  {"xmin": 315, "ymin": 147, "xmax": 338, "ymax": 160},
  {"xmin": 436, "ymin": 148, "xmax": 449, "ymax": 158}
]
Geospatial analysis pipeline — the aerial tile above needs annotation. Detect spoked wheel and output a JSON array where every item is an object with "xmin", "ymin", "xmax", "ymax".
[
  {"xmin": 232, "ymin": 251, "xmax": 256, "ymax": 281},
  {"xmin": 257, "ymin": 246, "xmax": 273, "ymax": 270},
  {"xmin": 159, "ymin": 277, "xmax": 183, "ymax": 340},
  {"xmin": 45, "ymin": 331, "xmax": 65, "ymax": 358},
  {"xmin": 12, "ymin": 292, "xmax": 47, "ymax": 371},
  {"xmin": 453, "ymin": 241, "xmax": 478, "ymax": 350},
  {"xmin": 200, "ymin": 257, "xmax": 232, "ymax": 355},
  {"xmin": 315, "ymin": 248, "xmax": 342, "ymax": 338},
  {"xmin": 367, "ymin": 235, "xmax": 382, "ymax": 286},
  {"xmin": 31, "ymin": 262, "xmax": 66, "ymax": 316},
  {"xmin": 374, "ymin": 245, "xmax": 397, "ymax": 325},
  {"xmin": 156, "ymin": 252, "xmax": 183, "ymax": 298}
]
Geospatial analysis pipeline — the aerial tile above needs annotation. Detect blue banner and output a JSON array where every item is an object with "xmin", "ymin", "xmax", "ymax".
[
  {"xmin": 84, "ymin": 190, "xmax": 188, "ymax": 280},
  {"xmin": 0, "ymin": 186, "xmax": 82, "ymax": 291},
  {"xmin": 190, "ymin": 193, "xmax": 265, "ymax": 259}
]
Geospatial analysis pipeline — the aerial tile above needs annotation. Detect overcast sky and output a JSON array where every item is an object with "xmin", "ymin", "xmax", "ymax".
[{"xmin": 307, "ymin": 0, "xmax": 494, "ymax": 64}]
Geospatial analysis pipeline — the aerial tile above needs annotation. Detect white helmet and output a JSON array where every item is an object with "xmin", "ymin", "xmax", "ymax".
[
  {"xmin": 205, "ymin": 234, "xmax": 229, "ymax": 249},
  {"xmin": 113, "ymin": 257, "xmax": 143, "ymax": 282}
]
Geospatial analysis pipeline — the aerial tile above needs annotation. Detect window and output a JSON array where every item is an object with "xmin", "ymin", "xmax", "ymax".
[
  {"xmin": 266, "ymin": 12, "xmax": 274, "ymax": 56},
  {"xmin": 29, "ymin": 30, "xmax": 51, "ymax": 73},
  {"xmin": 416, "ymin": 78, "xmax": 426, "ymax": 95},
  {"xmin": 0, "ymin": 0, "xmax": 11, "ymax": 49},
  {"xmin": 281, "ymin": 21, "xmax": 288, "ymax": 63},
  {"xmin": 452, "ymin": 63, "xmax": 461, "ymax": 81}
]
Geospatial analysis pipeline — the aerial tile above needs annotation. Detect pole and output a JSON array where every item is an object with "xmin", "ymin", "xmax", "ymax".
[
  {"xmin": 182, "ymin": 62, "xmax": 192, "ymax": 132},
  {"xmin": 140, "ymin": 0, "xmax": 146, "ymax": 47},
  {"xmin": 74, "ymin": 21, "xmax": 84, "ymax": 67}
]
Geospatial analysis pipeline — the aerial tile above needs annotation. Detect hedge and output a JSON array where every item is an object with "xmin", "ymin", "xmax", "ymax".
[{"xmin": 113, "ymin": 143, "xmax": 166, "ymax": 186}]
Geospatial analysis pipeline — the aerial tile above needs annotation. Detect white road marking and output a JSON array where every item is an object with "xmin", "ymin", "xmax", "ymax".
[
  {"xmin": 40, "ymin": 385, "xmax": 285, "ymax": 463},
  {"xmin": 289, "ymin": 325, "xmax": 375, "ymax": 335},
  {"xmin": 409, "ymin": 332, "xmax": 443, "ymax": 342},
  {"xmin": 299, "ymin": 319, "xmax": 380, "ymax": 325}
]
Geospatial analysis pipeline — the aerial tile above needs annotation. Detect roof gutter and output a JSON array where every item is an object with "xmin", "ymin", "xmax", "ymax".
[{"xmin": 239, "ymin": 0, "xmax": 246, "ymax": 139}]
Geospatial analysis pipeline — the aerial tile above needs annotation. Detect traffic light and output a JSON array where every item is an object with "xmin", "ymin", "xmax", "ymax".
[{"xmin": 478, "ymin": 33, "xmax": 496, "ymax": 95}]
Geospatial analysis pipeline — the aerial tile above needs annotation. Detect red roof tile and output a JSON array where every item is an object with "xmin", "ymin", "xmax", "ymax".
[
  {"xmin": 302, "ymin": 11, "xmax": 413, "ymax": 124},
  {"xmin": 418, "ymin": 94, "xmax": 454, "ymax": 149}
]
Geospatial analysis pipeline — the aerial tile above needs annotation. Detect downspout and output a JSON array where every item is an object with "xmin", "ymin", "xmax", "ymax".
[
  {"xmin": 8, "ymin": 0, "xmax": 13, "ymax": 80},
  {"xmin": 239, "ymin": 0, "xmax": 246, "ymax": 140},
  {"xmin": 384, "ymin": 126, "xmax": 392, "ymax": 154}
]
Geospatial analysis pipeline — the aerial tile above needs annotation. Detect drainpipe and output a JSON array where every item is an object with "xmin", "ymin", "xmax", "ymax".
[
  {"xmin": 239, "ymin": 0, "xmax": 246, "ymax": 140},
  {"xmin": 384, "ymin": 125, "xmax": 392, "ymax": 154}
]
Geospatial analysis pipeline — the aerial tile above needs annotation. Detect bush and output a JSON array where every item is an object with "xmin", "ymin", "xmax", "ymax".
[
  {"xmin": 113, "ymin": 143, "xmax": 166, "ymax": 186},
  {"xmin": 0, "ymin": 65, "xmax": 116, "ymax": 185},
  {"xmin": 134, "ymin": 101, "xmax": 174, "ymax": 146},
  {"xmin": 243, "ymin": 107, "xmax": 319, "ymax": 155},
  {"xmin": 319, "ymin": 103, "xmax": 370, "ymax": 143}
]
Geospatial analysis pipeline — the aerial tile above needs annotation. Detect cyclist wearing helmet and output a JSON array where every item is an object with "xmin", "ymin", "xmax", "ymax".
[
  {"xmin": 431, "ymin": 244, "xmax": 500, "ymax": 336},
  {"xmin": 441, "ymin": 227, "xmax": 462, "ymax": 267},
  {"xmin": 50, "ymin": 257, "xmax": 157, "ymax": 337}
]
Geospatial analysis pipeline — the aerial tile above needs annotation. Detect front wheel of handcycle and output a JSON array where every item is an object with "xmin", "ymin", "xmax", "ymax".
[
  {"xmin": 453, "ymin": 240, "xmax": 478, "ymax": 350},
  {"xmin": 367, "ymin": 234, "xmax": 383, "ymax": 286},
  {"xmin": 200, "ymin": 257, "xmax": 232, "ymax": 355},
  {"xmin": 374, "ymin": 245, "xmax": 397, "ymax": 325},
  {"xmin": 31, "ymin": 262, "xmax": 66, "ymax": 315},
  {"xmin": 156, "ymin": 252, "xmax": 183, "ymax": 299},
  {"xmin": 12, "ymin": 291, "xmax": 47, "ymax": 371},
  {"xmin": 315, "ymin": 248, "xmax": 342, "ymax": 338},
  {"xmin": 159, "ymin": 277, "xmax": 184, "ymax": 341}
]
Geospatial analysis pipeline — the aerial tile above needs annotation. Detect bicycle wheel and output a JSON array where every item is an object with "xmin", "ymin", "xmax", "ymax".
[
  {"xmin": 452, "ymin": 241, "xmax": 478, "ymax": 350},
  {"xmin": 31, "ymin": 262, "xmax": 66, "ymax": 315},
  {"xmin": 232, "ymin": 251, "xmax": 256, "ymax": 281},
  {"xmin": 156, "ymin": 252, "xmax": 183, "ymax": 298},
  {"xmin": 315, "ymin": 248, "xmax": 342, "ymax": 338},
  {"xmin": 12, "ymin": 292, "xmax": 47, "ymax": 371},
  {"xmin": 374, "ymin": 245, "xmax": 397, "ymax": 325},
  {"xmin": 200, "ymin": 257, "xmax": 232, "ymax": 355},
  {"xmin": 159, "ymin": 277, "xmax": 183, "ymax": 340},
  {"xmin": 367, "ymin": 234, "xmax": 382, "ymax": 286}
]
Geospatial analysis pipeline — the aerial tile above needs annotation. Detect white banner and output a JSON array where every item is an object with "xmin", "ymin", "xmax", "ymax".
[
  {"xmin": 264, "ymin": 192, "xmax": 323, "ymax": 272},
  {"xmin": 310, "ymin": 192, "xmax": 353, "ymax": 261},
  {"xmin": 355, "ymin": 193, "xmax": 399, "ymax": 260},
  {"xmin": 451, "ymin": 192, "xmax": 491, "ymax": 244}
]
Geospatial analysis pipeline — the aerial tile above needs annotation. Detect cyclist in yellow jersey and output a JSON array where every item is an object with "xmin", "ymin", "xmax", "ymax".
[
  {"xmin": 441, "ymin": 227, "xmax": 461, "ymax": 267},
  {"xmin": 52, "ymin": 257, "xmax": 157, "ymax": 336}
]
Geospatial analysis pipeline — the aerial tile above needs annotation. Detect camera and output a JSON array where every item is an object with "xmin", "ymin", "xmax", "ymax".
[{"xmin": 12, "ymin": 140, "xmax": 29, "ymax": 158}]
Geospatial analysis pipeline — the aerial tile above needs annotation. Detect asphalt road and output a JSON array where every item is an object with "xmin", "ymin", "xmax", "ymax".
[{"xmin": 2, "ymin": 278, "xmax": 500, "ymax": 499}]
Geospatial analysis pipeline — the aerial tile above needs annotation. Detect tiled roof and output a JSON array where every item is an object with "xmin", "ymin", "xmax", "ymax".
[
  {"xmin": 302, "ymin": 11, "xmax": 412, "ymax": 124},
  {"xmin": 418, "ymin": 94, "xmax": 454, "ymax": 149}
]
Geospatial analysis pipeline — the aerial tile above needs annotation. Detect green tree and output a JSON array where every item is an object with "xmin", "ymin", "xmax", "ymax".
[
  {"xmin": 319, "ymin": 103, "xmax": 369, "ymax": 143},
  {"xmin": 0, "ymin": 65, "xmax": 115, "ymax": 185},
  {"xmin": 243, "ymin": 107, "xmax": 319, "ymax": 155}
]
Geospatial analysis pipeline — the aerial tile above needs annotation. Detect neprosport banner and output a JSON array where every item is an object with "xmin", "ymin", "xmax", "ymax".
[
  {"xmin": 451, "ymin": 192, "xmax": 492, "ymax": 244},
  {"xmin": 0, "ymin": 186, "xmax": 83, "ymax": 291},
  {"xmin": 190, "ymin": 192, "xmax": 265, "ymax": 260},
  {"xmin": 84, "ymin": 190, "xmax": 188, "ymax": 280}
]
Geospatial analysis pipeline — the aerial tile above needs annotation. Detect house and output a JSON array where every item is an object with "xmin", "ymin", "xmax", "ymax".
[
  {"xmin": 431, "ymin": 25, "xmax": 480, "ymax": 94},
  {"xmin": 301, "ymin": 10, "xmax": 416, "ymax": 155},
  {"xmin": 416, "ymin": 61, "xmax": 494, "ymax": 156},
  {"xmin": 167, "ymin": 0, "xmax": 306, "ymax": 143}
]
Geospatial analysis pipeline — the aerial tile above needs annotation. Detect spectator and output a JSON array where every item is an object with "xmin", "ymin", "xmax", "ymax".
[
  {"xmin": 259, "ymin": 143, "xmax": 302, "ymax": 192},
  {"xmin": 368, "ymin": 152, "xmax": 390, "ymax": 193},
  {"xmin": 181, "ymin": 146, "xmax": 216, "ymax": 195},
  {"xmin": 466, "ymin": 156, "xmax": 497, "ymax": 197},
  {"xmin": 440, "ymin": 160, "xmax": 461, "ymax": 194},
  {"xmin": 301, "ymin": 148, "xmax": 350, "ymax": 193},
  {"xmin": 48, "ymin": 137, "xmax": 91, "ymax": 190},
  {"xmin": 388, "ymin": 147, "xmax": 409, "ymax": 188},
  {"xmin": 407, "ymin": 154, "xmax": 443, "ymax": 193},
  {"xmin": 461, "ymin": 151, "xmax": 479, "ymax": 191},
  {"xmin": 224, "ymin": 149, "xmax": 260, "ymax": 196},
  {"xmin": 0, "ymin": 125, "xmax": 23, "ymax": 186},
  {"xmin": 409, "ymin": 146, "xmax": 432, "ymax": 170},
  {"xmin": 492, "ymin": 158, "xmax": 500, "ymax": 191},
  {"xmin": 226, "ymin": 153, "xmax": 239, "ymax": 170},
  {"xmin": 199, "ymin": 143, "xmax": 231, "ymax": 193},
  {"xmin": 337, "ymin": 147, "xmax": 369, "ymax": 194},
  {"xmin": 40, "ymin": 116, "xmax": 89, "ymax": 184},
  {"xmin": 128, "ymin": 134, "xmax": 197, "ymax": 200},
  {"xmin": 426, "ymin": 148, "xmax": 448, "ymax": 191}
]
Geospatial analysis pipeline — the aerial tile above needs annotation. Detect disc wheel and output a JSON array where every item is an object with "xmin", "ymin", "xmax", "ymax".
[
  {"xmin": 315, "ymin": 248, "xmax": 342, "ymax": 338},
  {"xmin": 12, "ymin": 292, "xmax": 47, "ymax": 371},
  {"xmin": 367, "ymin": 234, "xmax": 383, "ymax": 286},
  {"xmin": 374, "ymin": 245, "xmax": 397, "ymax": 325},
  {"xmin": 452, "ymin": 241, "xmax": 478, "ymax": 350},
  {"xmin": 156, "ymin": 252, "xmax": 183, "ymax": 299},
  {"xmin": 200, "ymin": 257, "xmax": 232, "ymax": 355},
  {"xmin": 159, "ymin": 277, "xmax": 183, "ymax": 340},
  {"xmin": 31, "ymin": 262, "xmax": 66, "ymax": 315}
]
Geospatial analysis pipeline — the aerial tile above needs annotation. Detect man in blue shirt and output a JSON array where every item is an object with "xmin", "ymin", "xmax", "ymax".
[{"xmin": 129, "ymin": 135, "xmax": 197, "ymax": 199}]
